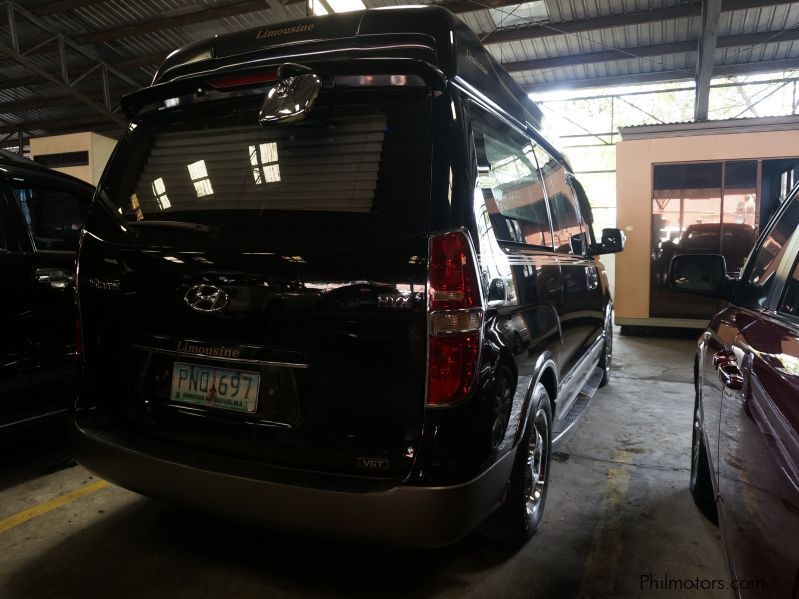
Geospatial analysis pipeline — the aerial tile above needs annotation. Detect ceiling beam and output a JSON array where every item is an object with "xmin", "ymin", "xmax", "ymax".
[
  {"xmin": 30, "ymin": 0, "xmax": 106, "ymax": 16},
  {"xmin": 74, "ymin": 1, "xmax": 272, "ymax": 45},
  {"xmin": 0, "ymin": 41, "xmax": 126, "ymax": 125},
  {"xmin": 521, "ymin": 57, "xmax": 799, "ymax": 94},
  {"xmin": 694, "ymin": 0, "xmax": 722, "ymax": 121},
  {"xmin": 480, "ymin": 0, "xmax": 793, "ymax": 45},
  {"xmin": 442, "ymin": 0, "xmax": 536, "ymax": 14},
  {"xmin": 0, "ymin": 75, "xmax": 43, "ymax": 91},
  {"xmin": 0, "ymin": 113, "xmax": 115, "ymax": 135},
  {"xmin": 0, "ymin": 87, "xmax": 138, "ymax": 114},
  {"xmin": 503, "ymin": 27, "xmax": 799, "ymax": 72},
  {"xmin": 482, "ymin": 5, "xmax": 700, "ymax": 45}
]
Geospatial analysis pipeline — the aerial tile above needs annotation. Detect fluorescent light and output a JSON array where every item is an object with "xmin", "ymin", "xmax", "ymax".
[
  {"xmin": 308, "ymin": 0, "xmax": 327, "ymax": 15},
  {"xmin": 489, "ymin": 1, "xmax": 549, "ymax": 27},
  {"xmin": 326, "ymin": 0, "xmax": 365, "ymax": 13}
]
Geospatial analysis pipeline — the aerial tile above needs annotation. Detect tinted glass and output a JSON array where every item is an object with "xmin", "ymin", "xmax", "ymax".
[
  {"xmin": 101, "ymin": 91, "xmax": 431, "ymax": 248},
  {"xmin": 475, "ymin": 122, "xmax": 552, "ymax": 248},
  {"xmin": 651, "ymin": 162, "xmax": 725, "ymax": 318},
  {"xmin": 739, "ymin": 193, "xmax": 799, "ymax": 310},
  {"xmin": 13, "ymin": 185, "xmax": 90, "ymax": 251},
  {"xmin": 535, "ymin": 147, "xmax": 583, "ymax": 254},
  {"xmin": 780, "ymin": 253, "xmax": 799, "ymax": 319}
]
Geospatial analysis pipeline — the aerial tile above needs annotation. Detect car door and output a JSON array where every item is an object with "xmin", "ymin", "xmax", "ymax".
[
  {"xmin": 0, "ymin": 179, "xmax": 36, "ymax": 426},
  {"xmin": 716, "ymin": 191, "xmax": 799, "ymax": 598},
  {"xmin": 535, "ymin": 146, "xmax": 603, "ymax": 389},
  {"xmin": 5, "ymin": 171, "xmax": 92, "ymax": 421}
]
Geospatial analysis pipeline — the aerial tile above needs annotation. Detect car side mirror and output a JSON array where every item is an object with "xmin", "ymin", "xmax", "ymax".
[
  {"xmin": 487, "ymin": 278, "xmax": 507, "ymax": 305},
  {"xmin": 570, "ymin": 233, "xmax": 586, "ymax": 255},
  {"xmin": 669, "ymin": 254, "xmax": 733, "ymax": 299},
  {"xmin": 590, "ymin": 228, "xmax": 625, "ymax": 255}
]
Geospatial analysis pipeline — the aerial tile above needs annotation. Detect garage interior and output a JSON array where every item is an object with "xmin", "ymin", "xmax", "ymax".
[{"xmin": 2, "ymin": 0, "xmax": 798, "ymax": 597}]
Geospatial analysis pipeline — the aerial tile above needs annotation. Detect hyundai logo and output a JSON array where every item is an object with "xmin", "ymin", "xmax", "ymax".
[{"xmin": 184, "ymin": 284, "xmax": 230, "ymax": 313}]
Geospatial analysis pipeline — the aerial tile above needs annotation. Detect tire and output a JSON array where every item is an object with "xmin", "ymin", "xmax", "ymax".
[
  {"xmin": 690, "ymin": 392, "xmax": 718, "ymax": 525},
  {"xmin": 598, "ymin": 315, "xmax": 613, "ymax": 387},
  {"xmin": 499, "ymin": 382, "xmax": 553, "ymax": 546}
]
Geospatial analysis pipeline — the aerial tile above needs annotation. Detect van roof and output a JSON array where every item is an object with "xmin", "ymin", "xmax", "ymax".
[{"xmin": 150, "ymin": 6, "xmax": 543, "ymax": 132}]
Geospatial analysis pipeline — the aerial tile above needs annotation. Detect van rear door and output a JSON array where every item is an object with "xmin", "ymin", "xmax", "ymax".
[{"xmin": 78, "ymin": 83, "xmax": 434, "ymax": 483}]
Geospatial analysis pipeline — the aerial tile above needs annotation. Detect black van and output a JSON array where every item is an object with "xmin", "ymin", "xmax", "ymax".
[{"xmin": 73, "ymin": 7, "xmax": 623, "ymax": 547}]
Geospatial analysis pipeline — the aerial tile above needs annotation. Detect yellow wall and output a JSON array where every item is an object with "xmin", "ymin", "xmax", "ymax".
[
  {"xmin": 616, "ymin": 129, "xmax": 799, "ymax": 321},
  {"xmin": 29, "ymin": 131, "xmax": 118, "ymax": 186}
]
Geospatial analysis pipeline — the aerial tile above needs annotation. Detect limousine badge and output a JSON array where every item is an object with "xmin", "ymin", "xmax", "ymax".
[{"xmin": 184, "ymin": 284, "xmax": 230, "ymax": 313}]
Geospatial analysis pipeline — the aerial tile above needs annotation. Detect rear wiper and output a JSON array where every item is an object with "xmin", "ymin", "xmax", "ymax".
[{"xmin": 126, "ymin": 220, "xmax": 219, "ymax": 236}]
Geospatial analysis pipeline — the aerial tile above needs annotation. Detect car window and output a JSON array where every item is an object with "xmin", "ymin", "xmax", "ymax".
[
  {"xmin": 534, "ymin": 147, "xmax": 585, "ymax": 254},
  {"xmin": 738, "ymin": 193, "xmax": 799, "ymax": 310},
  {"xmin": 100, "ymin": 93, "xmax": 431, "ymax": 249},
  {"xmin": 779, "ymin": 253, "xmax": 799, "ymax": 319},
  {"xmin": 473, "ymin": 119, "xmax": 553, "ymax": 249},
  {"xmin": 12, "ymin": 184, "xmax": 90, "ymax": 251}
]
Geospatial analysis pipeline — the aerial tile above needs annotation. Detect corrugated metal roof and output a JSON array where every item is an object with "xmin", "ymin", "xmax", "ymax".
[
  {"xmin": 1, "ymin": 0, "xmax": 799, "ymax": 139},
  {"xmin": 618, "ymin": 114, "xmax": 799, "ymax": 139}
]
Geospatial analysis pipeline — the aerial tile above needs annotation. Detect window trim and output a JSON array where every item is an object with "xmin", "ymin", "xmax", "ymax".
[
  {"xmin": 9, "ymin": 174, "xmax": 92, "ymax": 253},
  {"xmin": 536, "ymin": 143, "xmax": 589, "ymax": 257},
  {"xmin": 0, "ymin": 181, "xmax": 31, "ymax": 253},
  {"xmin": 467, "ymin": 101, "xmax": 556, "ymax": 253},
  {"xmin": 774, "ymin": 231, "xmax": 799, "ymax": 319},
  {"xmin": 734, "ymin": 186, "xmax": 799, "ymax": 312}
]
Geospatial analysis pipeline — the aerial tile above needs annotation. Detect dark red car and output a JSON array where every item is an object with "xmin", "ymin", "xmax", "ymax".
[{"xmin": 670, "ymin": 189, "xmax": 799, "ymax": 598}]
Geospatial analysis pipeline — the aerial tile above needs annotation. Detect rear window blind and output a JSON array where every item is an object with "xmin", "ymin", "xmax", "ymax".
[{"xmin": 130, "ymin": 114, "xmax": 386, "ymax": 216}]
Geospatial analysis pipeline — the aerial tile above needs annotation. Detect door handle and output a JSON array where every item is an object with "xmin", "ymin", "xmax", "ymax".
[
  {"xmin": 712, "ymin": 349, "xmax": 735, "ymax": 370},
  {"xmin": 35, "ymin": 268, "xmax": 74, "ymax": 289},
  {"xmin": 718, "ymin": 362, "xmax": 744, "ymax": 391},
  {"xmin": 585, "ymin": 266, "xmax": 599, "ymax": 290}
]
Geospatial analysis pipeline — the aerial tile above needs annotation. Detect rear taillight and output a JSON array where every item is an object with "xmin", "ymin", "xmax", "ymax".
[
  {"xmin": 427, "ymin": 231, "xmax": 483, "ymax": 407},
  {"xmin": 207, "ymin": 71, "xmax": 279, "ymax": 89}
]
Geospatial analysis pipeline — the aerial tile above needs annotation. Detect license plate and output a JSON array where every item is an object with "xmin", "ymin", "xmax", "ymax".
[{"xmin": 170, "ymin": 362, "xmax": 260, "ymax": 413}]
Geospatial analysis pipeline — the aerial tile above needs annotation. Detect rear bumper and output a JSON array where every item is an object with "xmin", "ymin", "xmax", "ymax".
[{"xmin": 72, "ymin": 419, "xmax": 515, "ymax": 548}]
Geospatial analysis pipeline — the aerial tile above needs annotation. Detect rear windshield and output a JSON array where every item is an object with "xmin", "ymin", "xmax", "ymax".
[{"xmin": 100, "ymin": 91, "xmax": 432, "ymax": 248}]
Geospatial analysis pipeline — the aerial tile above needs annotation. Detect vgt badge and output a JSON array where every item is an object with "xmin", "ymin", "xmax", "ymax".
[
  {"xmin": 184, "ymin": 284, "xmax": 229, "ymax": 313},
  {"xmin": 357, "ymin": 457, "xmax": 389, "ymax": 470}
]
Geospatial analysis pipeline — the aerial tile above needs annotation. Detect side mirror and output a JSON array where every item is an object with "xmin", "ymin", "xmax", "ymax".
[
  {"xmin": 591, "ymin": 228, "xmax": 625, "ymax": 255},
  {"xmin": 570, "ymin": 233, "xmax": 586, "ymax": 255},
  {"xmin": 669, "ymin": 254, "xmax": 732, "ymax": 299},
  {"xmin": 487, "ymin": 278, "xmax": 507, "ymax": 305}
]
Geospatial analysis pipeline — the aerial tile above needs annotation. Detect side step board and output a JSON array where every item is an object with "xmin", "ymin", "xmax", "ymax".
[{"xmin": 552, "ymin": 367, "xmax": 604, "ymax": 445}]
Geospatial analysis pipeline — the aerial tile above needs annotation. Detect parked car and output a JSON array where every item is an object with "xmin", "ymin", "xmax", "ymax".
[
  {"xmin": 671, "ymin": 187, "xmax": 799, "ymax": 597},
  {"xmin": 678, "ymin": 222, "xmax": 756, "ymax": 275},
  {"xmin": 72, "ymin": 7, "xmax": 623, "ymax": 547},
  {"xmin": 0, "ymin": 150, "xmax": 94, "ymax": 429}
]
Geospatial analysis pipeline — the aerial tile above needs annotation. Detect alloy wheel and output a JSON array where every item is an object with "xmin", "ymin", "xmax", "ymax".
[{"xmin": 524, "ymin": 407, "xmax": 550, "ymax": 522}]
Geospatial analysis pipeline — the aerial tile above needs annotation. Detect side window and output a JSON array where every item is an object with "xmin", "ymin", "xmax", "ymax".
[
  {"xmin": 534, "ymin": 147, "xmax": 585, "ymax": 254},
  {"xmin": 738, "ymin": 193, "xmax": 799, "ymax": 310},
  {"xmin": 780, "ymin": 253, "xmax": 799, "ymax": 319},
  {"xmin": 12, "ymin": 184, "xmax": 91, "ymax": 251},
  {"xmin": 473, "ymin": 119, "xmax": 553, "ymax": 249}
]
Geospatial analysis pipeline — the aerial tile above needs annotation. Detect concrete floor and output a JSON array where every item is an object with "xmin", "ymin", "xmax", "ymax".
[{"xmin": 0, "ymin": 330, "xmax": 728, "ymax": 599}]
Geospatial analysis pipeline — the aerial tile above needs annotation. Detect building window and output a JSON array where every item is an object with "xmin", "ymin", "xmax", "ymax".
[
  {"xmin": 249, "ymin": 142, "xmax": 281, "ymax": 185},
  {"xmin": 151, "ymin": 177, "xmax": 171, "ymax": 210},
  {"xmin": 187, "ymin": 160, "xmax": 214, "ymax": 198}
]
